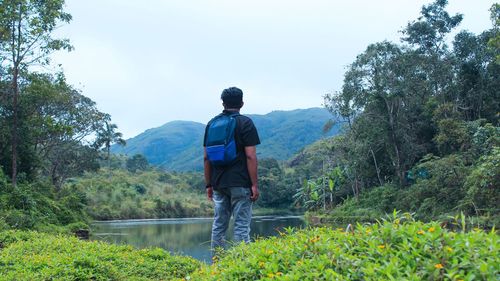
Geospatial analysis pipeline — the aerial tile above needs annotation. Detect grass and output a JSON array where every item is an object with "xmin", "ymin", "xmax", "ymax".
[
  {"xmin": 0, "ymin": 230, "xmax": 200, "ymax": 281},
  {"xmin": 190, "ymin": 214, "xmax": 499, "ymax": 280},
  {"xmin": 1, "ymin": 214, "xmax": 498, "ymax": 280}
]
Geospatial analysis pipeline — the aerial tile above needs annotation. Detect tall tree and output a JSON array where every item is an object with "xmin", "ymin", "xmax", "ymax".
[
  {"xmin": 487, "ymin": 3, "xmax": 500, "ymax": 64},
  {"xmin": 94, "ymin": 121, "xmax": 126, "ymax": 168},
  {"xmin": 401, "ymin": 0, "xmax": 462, "ymax": 54},
  {"xmin": 0, "ymin": 0, "xmax": 72, "ymax": 186},
  {"xmin": 323, "ymin": 0, "xmax": 468, "ymax": 188},
  {"xmin": 331, "ymin": 42, "xmax": 412, "ymax": 185},
  {"xmin": 20, "ymin": 73, "xmax": 108, "ymax": 187}
]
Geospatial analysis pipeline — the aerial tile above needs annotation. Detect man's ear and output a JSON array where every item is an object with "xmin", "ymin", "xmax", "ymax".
[{"xmin": 240, "ymin": 101, "xmax": 244, "ymax": 108}]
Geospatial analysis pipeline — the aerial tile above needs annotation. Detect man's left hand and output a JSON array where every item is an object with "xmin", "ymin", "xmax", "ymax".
[
  {"xmin": 207, "ymin": 186, "xmax": 213, "ymax": 201},
  {"xmin": 250, "ymin": 185, "xmax": 259, "ymax": 202}
]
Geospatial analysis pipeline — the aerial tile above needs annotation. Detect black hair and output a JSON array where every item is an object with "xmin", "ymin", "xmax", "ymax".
[{"xmin": 221, "ymin": 87, "xmax": 243, "ymax": 108}]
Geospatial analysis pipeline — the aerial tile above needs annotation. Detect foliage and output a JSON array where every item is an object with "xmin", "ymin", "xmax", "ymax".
[
  {"xmin": 94, "ymin": 121, "xmax": 126, "ymax": 168},
  {"xmin": 70, "ymin": 168, "xmax": 211, "ymax": 220},
  {"xmin": 322, "ymin": 0, "xmax": 498, "ymax": 191},
  {"xmin": 0, "ymin": 0, "xmax": 73, "ymax": 186},
  {"xmin": 126, "ymin": 154, "xmax": 150, "ymax": 173},
  {"xmin": 303, "ymin": 0, "xmax": 500, "ymax": 224},
  {"xmin": 318, "ymin": 148, "xmax": 499, "ymax": 227},
  {"xmin": 0, "ymin": 1, "xmax": 124, "ymax": 232},
  {"xmin": 0, "ymin": 69, "xmax": 111, "ymax": 187},
  {"xmin": 0, "ymin": 230, "xmax": 200, "ymax": 280},
  {"xmin": 462, "ymin": 147, "xmax": 500, "ymax": 216},
  {"xmin": 294, "ymin": 167, "xmax": 345, "ymax": 211},
  {"xmin": 0, "ymin": 72, "xmax": 109, "ymax": 233},
  {"xmin": 0, "ymin": 177, "xmax": 89, "ymax": 232},
  {"xmin": 256, "ymin": 158, "xmax": 295, "ymax": 209},
  {"xmin": 1, "ymin": 218, "xmax": 498, "ymax": 280},
  {"xmin": 190, "ymin": 217, "xmax": 499, "ymax": 280},
  {"xmin": 488, "ymin": 3, "xmax": 500, "ymax": 64}
]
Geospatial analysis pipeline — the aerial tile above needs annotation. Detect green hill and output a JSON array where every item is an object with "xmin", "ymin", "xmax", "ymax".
[{"xmin": 112, "ymin": 108, "xmax": 339, "ymax": 171}]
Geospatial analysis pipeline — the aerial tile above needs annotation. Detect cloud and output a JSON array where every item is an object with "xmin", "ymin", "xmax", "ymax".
[{"xmin": 51, "ymin": 0, "xmax": 495, "ymax": 138}]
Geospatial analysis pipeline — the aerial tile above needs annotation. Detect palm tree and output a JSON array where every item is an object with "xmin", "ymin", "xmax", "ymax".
[{"xmin": 95, "ymin": 122, "xmax": 126, "ymax": 168}]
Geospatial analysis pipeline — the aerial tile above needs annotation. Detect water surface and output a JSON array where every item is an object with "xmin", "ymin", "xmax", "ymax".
[{"xmin": 91, "ymin": 216, "xmax": 305, "ymax": 262}]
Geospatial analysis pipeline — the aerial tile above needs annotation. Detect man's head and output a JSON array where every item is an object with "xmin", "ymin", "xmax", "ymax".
[{"xmin": 221, "ymin": 87, "xmax": 244, "ymax": 109}]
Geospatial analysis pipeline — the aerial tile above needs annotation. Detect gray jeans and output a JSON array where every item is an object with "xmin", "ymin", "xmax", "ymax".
[{"xmin": 211, "ymin": 187, "xmax": 252, "ymax": 253}]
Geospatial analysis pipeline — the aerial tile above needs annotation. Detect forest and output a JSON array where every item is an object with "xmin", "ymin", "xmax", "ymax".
[
  {"xmin": 294, "ymin": 0, "xmax": 499, "ymax": 226},
  {"xmin": 0, "ymin": 0, "xmax": 498, "ymax": 280}
]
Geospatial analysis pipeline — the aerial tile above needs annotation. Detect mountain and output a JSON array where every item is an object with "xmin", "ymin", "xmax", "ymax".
[{"xmin": 112, "ymin": 108, "xmax": 339, "ymax": 171}]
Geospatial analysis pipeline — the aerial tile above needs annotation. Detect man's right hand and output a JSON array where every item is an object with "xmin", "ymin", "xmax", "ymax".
[{"xmin": 207, "ymin": 186, "xmax": 213, "ymax": 201}]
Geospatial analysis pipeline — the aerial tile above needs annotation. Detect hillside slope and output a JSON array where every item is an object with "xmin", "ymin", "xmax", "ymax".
[{"xmin": 112, "ymin": 108, "xmax": 338, "ymax": 171}]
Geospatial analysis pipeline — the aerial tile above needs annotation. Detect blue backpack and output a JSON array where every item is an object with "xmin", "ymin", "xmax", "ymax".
[{"xmin": 205, "ymin": 112, "xmax": 240, "ymax": 166}]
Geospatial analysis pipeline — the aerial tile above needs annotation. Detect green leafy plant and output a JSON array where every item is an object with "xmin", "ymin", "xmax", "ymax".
[
  {"xmin": 0, "ymin": 230, "xmax": 200, "ymax": 280},
  {"xmin": 190, "ymin": 217, "xmax": 499, "ymax": 280}
]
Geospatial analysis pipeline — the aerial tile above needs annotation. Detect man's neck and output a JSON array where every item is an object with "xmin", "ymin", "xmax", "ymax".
[{"xmin": 224, "ymin": 108, "xmax": 240, "ymax": 112}]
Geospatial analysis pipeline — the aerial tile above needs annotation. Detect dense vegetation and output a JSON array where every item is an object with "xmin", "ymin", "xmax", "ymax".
[
  {"xmin": 190, "ymin": 214, "xmax": 498, "ymax": 280},
  {"xmin": 1, "ymin": 216, "xmax": 497, "ymax": 280},
  {"xmin": 72, "ymin": 158, "xmax": 298, "ymax": 219},
  {"xmin": 72, "ymin": 168, "xmax": 211, "ymax": 220},
  {"xmin": 292, "ymin": 0, "xmax": 499, "ymax": 225},
  {"xmin": 0, "ymin": 230, "xmax": 200, "ymax": 280},
  {"xmin": 111, "ymin": 108, "xmax": 338, "ymax": 171},
  {"xmin": 0, "ymin": 0, "xmax": 128, "ymax": 230}
]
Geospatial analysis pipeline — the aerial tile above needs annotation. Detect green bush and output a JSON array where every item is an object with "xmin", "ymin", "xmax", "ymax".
[
  {"xmin": 73, "ymin": 169, "xmax": 211, "ymax": 220},
  {"xmin": 0, "ymin": 179, "xmax": 89, "ymax": 232},
  {"xmin": 0, "ymin": 218, "xmax": 8, "ymax": 232},
  {"xmin": 190, "ymin": 217, "xmax": 499, "ymax": 280},
  {"xmin": 321, "ymin": 148, "xmax": 498, "ymax": 225},
  {"xmin": 462, "ymin": 147, "xmax": 500, "ymax": 216},
  {"xmin": 0, "ymin": 230, "xmax": 200, "ymax": 280}
]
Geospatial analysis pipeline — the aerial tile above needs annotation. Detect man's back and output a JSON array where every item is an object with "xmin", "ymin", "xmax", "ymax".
[
  {"xmin": 204, "ymin": 112, "xmax": 260, "ymax": 190},
  {"xmin": 203, "ymin": 87, "xmax": 260, "ymax": 256}
]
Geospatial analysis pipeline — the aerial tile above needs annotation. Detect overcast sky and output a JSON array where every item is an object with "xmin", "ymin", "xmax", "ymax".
[{"xmin": 51, "ymin": 0, "xmax": 495, "ymax": 139}]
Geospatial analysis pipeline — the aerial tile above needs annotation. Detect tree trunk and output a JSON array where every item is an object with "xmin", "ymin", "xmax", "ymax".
[
  {"xmin": 384, "ymin": 98, "xmax": 405, "ymax": 186},
  {"xmin": 107, "ymin": 145, "xmax": 111, "ymax": 168},
  {"xmin": 10, "ymin": 8, "xmax": 22, "ymax": 187},
  {"xmin": 370, "ymin": 147, "xmax": 383, "ymax": 186},
  {"xmin": 11, "ymin": 67, "xmax": 19, "ymax": 187}
]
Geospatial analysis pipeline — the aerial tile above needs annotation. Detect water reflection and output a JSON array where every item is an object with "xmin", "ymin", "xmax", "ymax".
[{"xmin": 91, "ymin": 216, "xmax": 305, "ymax": 262}]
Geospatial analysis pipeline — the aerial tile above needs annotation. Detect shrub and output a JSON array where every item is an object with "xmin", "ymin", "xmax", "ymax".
[
  {"xmin": 190, "ymin": 217, "xmax": 499, "ymax": 280},
  {"xmin": 462, "ymin": 147, "xmax": 500, "ymax": 216},
  {"xmin": 0, "ymin": 230, "xmax": 200, "ymax": 280},
  {"xmin": 75, "ymin": 169, "xmax": 209, "ymax": 220}
]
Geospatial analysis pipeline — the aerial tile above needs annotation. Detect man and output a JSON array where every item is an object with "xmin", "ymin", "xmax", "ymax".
[{"xmin": 203, "ymin": 87, "xmax": 260, "ymax": 256}]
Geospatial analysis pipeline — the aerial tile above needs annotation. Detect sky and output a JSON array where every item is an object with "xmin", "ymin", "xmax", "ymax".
[{"xmin": 51, "ymin": 0, "xmax": 495, "ymax": 139}]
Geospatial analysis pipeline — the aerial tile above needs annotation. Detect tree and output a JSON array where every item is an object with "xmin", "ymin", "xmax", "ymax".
[
  {"xmin": 46, "ymin": 140, "xmax": 100, "ymax": 190},
  {"xmin": 0, "ymin": 0, "xmax": 72, "ymax": 186},
  {"xmin": 332, "ymin": 42, "xmax": 413, "ymax": 185},
  {"xmin": 94, "ymin": 122, "xmax": 126, "ymax": 168},
  {"xmin": 126, "ymin": 154, "xmax": 149, "ymax": 173},
  {"xmin": 487, "ymin": 4, "xmax": 500, "ymax": 64},
  {"xmin": 452, "ymin": 29, "xmax": 499, "ymax": 123},
  {"xmin": 0, "ymin": 72, "xmax": 109, "ymax": 187},
  {"xmin": 401, "ymin": 0, "xmax": 462, "ymax": 54}
]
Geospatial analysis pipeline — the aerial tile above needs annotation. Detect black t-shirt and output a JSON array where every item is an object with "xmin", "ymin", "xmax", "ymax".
[{"xmin": 203, "ymin": 110, "xmax": 260, "ymax": 189}]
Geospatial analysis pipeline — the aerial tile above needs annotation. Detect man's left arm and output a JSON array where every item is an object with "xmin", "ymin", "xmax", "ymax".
[
  {"xmin": 203, "ymin": 148, "xmax": 213, "ymax": 201},
  {"xmin": 245, "ymin": 146, "xmax": 259, "ymax": 201}
]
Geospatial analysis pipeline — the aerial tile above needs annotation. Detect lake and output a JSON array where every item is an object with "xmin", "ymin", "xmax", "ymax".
[{"xmin": 91, "ymin": 216, "xmax": 305, "ymax": 262}]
